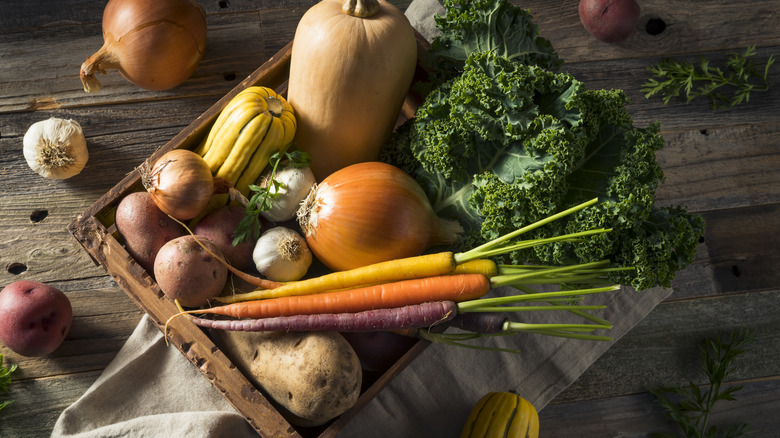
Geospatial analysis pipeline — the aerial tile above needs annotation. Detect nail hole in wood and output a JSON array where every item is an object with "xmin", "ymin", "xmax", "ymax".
[
  {"xmin": 218, "ymin": 0, "xmax": 229, "ymax": 8},
  {"xmin": 223, "ymin": 72, "xmax": 237, "ymax": 81},
  {"xmin": 8, "ymin": 263, "xmax": 28, "ymax": 275},
  {"xmin": 730, "ymin": 265, "xmax": 741, "ymax": 277},
  {"xmin": 30, "ymin": 209, "xmax": 49, "ymax": 223},
  {"xmin": 699, "ymin": 129, "xmax": 709, "ymax": 136},
  {"xmin": 645, "ymin": 18, "xmax": 666, "ymax": 35}
]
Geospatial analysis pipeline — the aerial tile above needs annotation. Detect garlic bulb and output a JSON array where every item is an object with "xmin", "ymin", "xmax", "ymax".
[
  {"xmin": 253, "ymin": 226, "xmax": 312, "ymax": 282},
  {"xmin": 23, "ymin": 118, "xmax": 88, "ymax": 179},
  {"xmin": 259, "ymin": 166, "xmax": 317, "ymax": 223}
]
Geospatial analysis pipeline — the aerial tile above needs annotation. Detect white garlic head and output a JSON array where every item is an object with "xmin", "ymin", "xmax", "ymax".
[
  {"xmin": 23, "ymin": 117, "xmax": 88, "ymax": 179},
  {"xmin": 253, "ymin": 226, "xmax": 312, "ymax": 282}
]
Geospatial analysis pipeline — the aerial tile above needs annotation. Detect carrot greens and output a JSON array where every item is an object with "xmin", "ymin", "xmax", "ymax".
[
  {"xmin": 642, "ymin": 46, "xmax": 774, "ymax": 109},
  {"xmin": 650, "ymin": 328, "xmax": 754, "ymax": 438}
]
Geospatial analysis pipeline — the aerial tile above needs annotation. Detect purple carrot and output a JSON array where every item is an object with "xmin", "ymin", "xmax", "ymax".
[{"xmin": 190, "ymin": 301, "xmax": 458, "ymax": 332}]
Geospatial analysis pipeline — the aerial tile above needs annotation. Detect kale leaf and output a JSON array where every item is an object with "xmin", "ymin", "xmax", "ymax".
[{"xmin": 427, "ymin": 0, "xmax": 561, "ymax": 84}]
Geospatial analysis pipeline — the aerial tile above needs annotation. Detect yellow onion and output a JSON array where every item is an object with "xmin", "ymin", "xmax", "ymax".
[
  {"xmin": 297, "ymin": 162, "xmax": 464, "ymax": 271},
  {"xmin": 142, "ymin": 149, "xmax": 214, "ymax": 220},
  {"xmin": 80, "ymin": 0, "xmax": 207, "ymax": 92}
]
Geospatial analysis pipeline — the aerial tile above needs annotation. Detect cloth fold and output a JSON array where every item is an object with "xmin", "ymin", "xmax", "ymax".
[
  {"xmin": 53, "ymin": 1, "xmax": 671, "ymax": 436},
  {"xmin": 51, "ymin": 314, "xmax": 255, "ymax": 438}
]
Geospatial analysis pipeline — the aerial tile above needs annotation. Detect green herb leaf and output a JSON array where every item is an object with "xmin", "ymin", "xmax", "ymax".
[
  {"xmin": 1, "ymin": 354, "xmax": 18, "ymax": 412},
  {"xmin": 231, "ymin": 146, "xmax": 311, "ymax": 246},
  {"xmin": 642, "ymin": 46, "xmax": 774, "ymax": 109},
  {"xmin": 651, "ymin": 328, "xmax": 754, "ymax": 438}
]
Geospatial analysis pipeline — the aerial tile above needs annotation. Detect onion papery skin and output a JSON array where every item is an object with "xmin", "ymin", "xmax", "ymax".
[
  {"xmin": 145, "ymin": 149, "xmax": 214, "ymax": 221},
  {"xmin": 299, "ymin": 162, "xmax": 463, "ymax": 271},
  {"xmin": 81, "ymin": 0, "xmax": 207, "ymax": 92}
]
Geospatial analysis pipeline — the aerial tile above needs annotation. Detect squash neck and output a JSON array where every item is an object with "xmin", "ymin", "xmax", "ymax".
[{"xmin": 342, "ymin": 0, "xmax": 380, "ymax": 18}]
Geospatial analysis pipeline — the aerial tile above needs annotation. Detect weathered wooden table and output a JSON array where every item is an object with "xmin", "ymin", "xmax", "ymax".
[{"xmin": 1, "ymin": 1, "xmax": 778, "ymax": 436}]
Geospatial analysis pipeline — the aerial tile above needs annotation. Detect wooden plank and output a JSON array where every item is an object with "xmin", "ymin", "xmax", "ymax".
[
  {"xmin": 539, "ymin": 378, "xmax": 780, "ymax": 437},
  {"xmin": 656, "ymin": 121, "xmax": 780, "ymax": 212},
  {"xmin": 559, "ymin": 46, "xmax": 780, "ymax": 132},
  {"xmin": 521, "ymin": 0, "xmax": 780, "ymax": 62},
  {"xmin": 0, "ymin": 96, "xmax": 220, "ymax": 287},
  {"xmin": 0, "ymin": 276, "xmax": 142, "ymax": 379},
  {"xmin": 0, "ymin": 12, "xmax": 294, "ymax": 113},
  {"xmin": 0, "ymin": 370, "xmax": 103, "ymax": 438},
  {"xmin": 670, "ymin": 204, "xmax": 780, "ymax": 298},
  {"xmin": 549, "ymin": 289, "xmax": 780, "ymax": 404}
]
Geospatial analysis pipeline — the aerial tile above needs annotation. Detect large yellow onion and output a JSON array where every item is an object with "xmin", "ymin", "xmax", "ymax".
[
  {"xmin": 80, "ymin": 0, "xmax": 207, "ymax": 92},
  {"xmin": 297, "ymin": 162, "xmax": 463, "ymax": 271}
]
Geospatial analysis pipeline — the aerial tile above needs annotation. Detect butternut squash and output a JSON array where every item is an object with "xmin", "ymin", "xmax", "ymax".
[{"xmin": 286, "ymin": 0, "xmax": 418, "ymax": 180}]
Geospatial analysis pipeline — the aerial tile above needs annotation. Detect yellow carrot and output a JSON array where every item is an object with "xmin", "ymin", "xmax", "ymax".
[
  {"xmin": 451, "ymin": 259, "xmax": 499, "ymax": 277},
  {"xmin": 216, "ymin": 251, "xmax": 458, "ymax": 303}
]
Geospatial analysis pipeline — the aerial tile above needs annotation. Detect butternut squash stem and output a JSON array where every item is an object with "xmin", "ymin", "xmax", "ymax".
[{"xmin": 342, "ymin": 0, "xmax": 380, "ymax": 17}]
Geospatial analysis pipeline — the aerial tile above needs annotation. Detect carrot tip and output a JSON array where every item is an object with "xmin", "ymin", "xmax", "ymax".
[{"xmin": 163, "ymin": 300, "xmax": 195, "ymax": 347}]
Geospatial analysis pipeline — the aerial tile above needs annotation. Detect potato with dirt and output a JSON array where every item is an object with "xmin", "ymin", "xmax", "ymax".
[
  {"xmin": 193, "ymin": 205, "xmax": 257, "ymax": 271},
  {"xmin": 115, "ymin": 191, "xmax": 185, "ymax": 273},
  {"xmin": 0, "ymin": 281, "xmax": 72, "ymax": 357},
  {"xmin": 153, "ymin": 235, "xmax": 228, "ymax": 307},
  {"xmin": 213, "ymin": 330, "xmax": 362, "ymax": 427}
]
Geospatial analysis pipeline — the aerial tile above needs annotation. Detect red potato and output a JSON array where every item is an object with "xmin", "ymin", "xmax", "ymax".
[
  {"xmin": 193, "ymin": 205, "xmax": 257, "ymax": 271},
  {"xmin": 0, "ymin": 281, "xmax": 72, "ymax": 357},
  {"xmin": 115, "ymin": 191, "xmax": 185, "ymax": 273},
  {"xmin": 579, "ymin": 0, "xmax": 640, "ymax": 43},
  {"xmin": 154, "ymin": 235, "xmax": 228, "ymax": 307}
]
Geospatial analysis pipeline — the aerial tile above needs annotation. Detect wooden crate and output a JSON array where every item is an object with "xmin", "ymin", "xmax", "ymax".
[{"xmin": 68, "ymin": 34, "xmax": 432, "ymax": 438}]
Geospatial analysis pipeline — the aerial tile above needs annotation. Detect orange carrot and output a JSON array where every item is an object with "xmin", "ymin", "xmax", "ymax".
[{"xmin": 190, "ymin": 274, "xmax": 491, "ymax": 319}]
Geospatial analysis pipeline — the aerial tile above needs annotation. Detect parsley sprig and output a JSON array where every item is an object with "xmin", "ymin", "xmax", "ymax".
[
  {"xmin": 1, "ymin": 354, "xmax": 18, "ymax": 412},
  {"xmin": 642, "ymin": 46, "xmax": 774, "ymax": 109},
  {"xmin": 651, "ymin": 328, "xmax": 754, "ymax": 438},
  {"xmin": 232, "ymin": 147, "xmax": 311, "ymax": 246}
]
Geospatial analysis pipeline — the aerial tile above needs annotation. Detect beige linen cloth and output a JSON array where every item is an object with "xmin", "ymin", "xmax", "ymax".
[{"xmin": 52, "ymin": 1, "xmax": 672, "ymax": 436}]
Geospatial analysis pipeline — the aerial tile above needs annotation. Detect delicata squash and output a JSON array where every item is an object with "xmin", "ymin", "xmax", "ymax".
[
  {"xmin": 461, "ymin": 391, "xmax": 540, "ymax": 438},
  {"xmin": 286, "ymin": 0, "xmax": 418, "ymax": 180},
  {"xmin": 195, "ymin": 86, "xmax": 296, "ymax": 197}
]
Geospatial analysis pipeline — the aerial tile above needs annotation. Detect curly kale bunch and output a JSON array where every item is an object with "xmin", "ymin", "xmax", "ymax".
[{"xmin": 383, "ymin": 50, "xmax": 704, "ymax": 290}]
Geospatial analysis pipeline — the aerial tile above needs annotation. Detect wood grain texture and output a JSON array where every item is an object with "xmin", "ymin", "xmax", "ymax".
[{"xmin": 1, "ymin": 0, "xmax": 779, "ymax": 436}]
